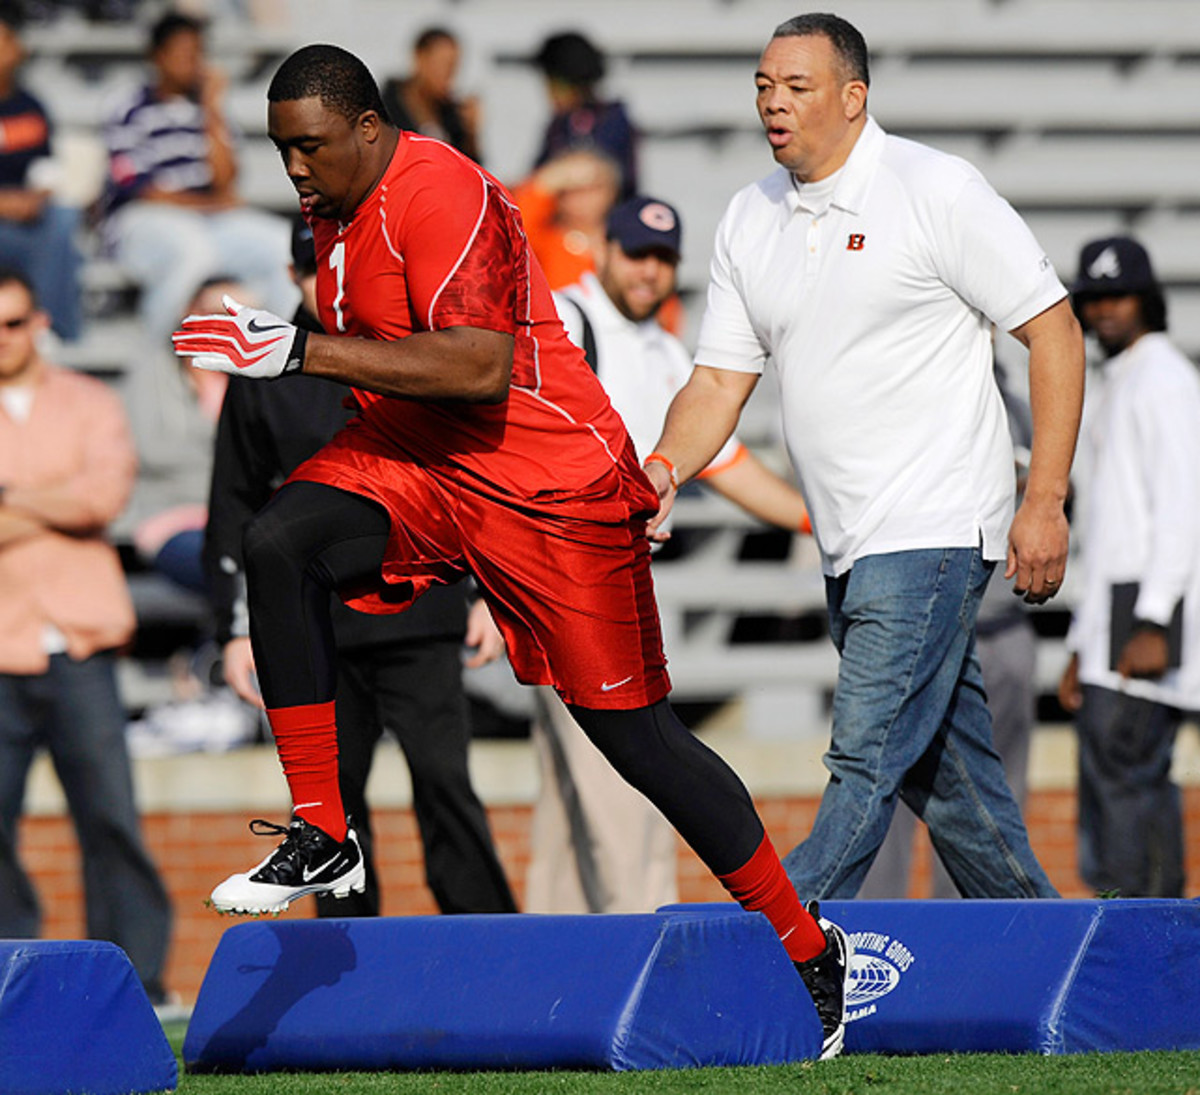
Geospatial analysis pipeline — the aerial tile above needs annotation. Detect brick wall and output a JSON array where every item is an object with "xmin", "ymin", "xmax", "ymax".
[{"xmin": 17, "ymin": 786, "xmax": 1200, "ymax": 1004}]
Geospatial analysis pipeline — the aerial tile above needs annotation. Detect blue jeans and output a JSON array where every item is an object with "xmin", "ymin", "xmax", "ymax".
[
  {"xmin": 108, "ymin": 201, "xmax": 295, "ymax": 342},
  {"xmin": 0, "ymin": 653, "xmax": 172, "ymax": 998},
  {"xmin": 782, "ymin": 547, "xmax": 1057, "ymax": 899},
  {"xmin": 153, "ymin": 528, "xmax": 210, "ymax": 596},
  {"xmin": 0, "ymin": 204, "xmax": 83, "ymax": 340}
]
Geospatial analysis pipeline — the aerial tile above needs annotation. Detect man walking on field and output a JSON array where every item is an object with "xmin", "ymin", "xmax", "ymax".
[{"xmin": 646, "ymin": 13, "xmax": 1085, "ymax": 900}]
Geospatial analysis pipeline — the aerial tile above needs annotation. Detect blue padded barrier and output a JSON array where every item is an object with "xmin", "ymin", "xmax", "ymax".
[
  {"xmin": 663, "ymin": 899, "xmax": 1200, "ymax": 1055},
  {"xmin": 184, "ymin": 911, "xmax": 822, "ymax": 1073},
  {"xmin": 0, "ymin": 940, "xmax": 177, "ymax": 1095}
]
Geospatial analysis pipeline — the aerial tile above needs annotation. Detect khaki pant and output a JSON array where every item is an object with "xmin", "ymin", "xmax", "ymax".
[{"xmin": 524, "ymin": 687, "xmax": 679, "ymax": 913}]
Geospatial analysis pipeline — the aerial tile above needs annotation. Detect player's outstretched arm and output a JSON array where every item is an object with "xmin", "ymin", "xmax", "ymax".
[
  {"xmin": 304, "ymin": 324, "xmax": 513, "ymax": 403},
  {"xmin": 174, "ymin": 296, "xmax": 514, "ymax": 403}
]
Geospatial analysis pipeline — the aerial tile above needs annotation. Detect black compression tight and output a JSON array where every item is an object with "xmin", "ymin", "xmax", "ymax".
[
  {"xmin": 567, "ymin": 698, "xmax": 765, "ymax": 877},
  {"xmin": 243, "ymin": 481, "xmax": 392, "ymax": 708}
]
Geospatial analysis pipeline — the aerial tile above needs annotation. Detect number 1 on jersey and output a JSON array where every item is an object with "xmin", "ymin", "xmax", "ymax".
[{"xmin": 329, "ymin": 239, "xmax": 346, "ymax": 332}]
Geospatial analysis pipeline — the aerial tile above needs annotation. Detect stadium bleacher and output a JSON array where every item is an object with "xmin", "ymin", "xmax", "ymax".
[{"xmin": 21, "ymin": 0, "xmax": 1200, "ymax": 733}]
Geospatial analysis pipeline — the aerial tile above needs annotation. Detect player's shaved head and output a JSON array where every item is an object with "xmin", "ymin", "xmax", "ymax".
[{"xmin": 269, "ymin": 44, "xmax": 388, "ymax": 124}]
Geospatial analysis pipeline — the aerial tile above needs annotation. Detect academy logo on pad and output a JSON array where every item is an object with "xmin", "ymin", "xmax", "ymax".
[{"xmin": 844, "ymin": 928, "xmax": 916, "ymax": 1022}]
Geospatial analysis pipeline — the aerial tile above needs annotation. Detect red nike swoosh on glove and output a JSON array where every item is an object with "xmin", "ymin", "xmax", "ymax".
[
  {"xmin": 173, "ymin": 327, "xmax": 288, "ymax": 370},
  {"xmin": 173, "ymin": 341, "xmax": 281, "ymax": 370},
  {"xmin": 173, "ymin": 337, "xmax": 282, "ymax": 370},
  {"xmin": 176, "ymin": 316, "xmax": 288, "ymax": 359}
]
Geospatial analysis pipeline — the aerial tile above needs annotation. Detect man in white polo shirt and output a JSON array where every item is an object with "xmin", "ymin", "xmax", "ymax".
[{"xmin": 644, "ymin": 13, "xmax": 1085, "ymax": 899}]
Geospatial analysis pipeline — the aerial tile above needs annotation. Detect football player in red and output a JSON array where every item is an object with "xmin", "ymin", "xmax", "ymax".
[{"xmin": 173, "ymin": 44, "xmax": 852, "ymax": 1058}]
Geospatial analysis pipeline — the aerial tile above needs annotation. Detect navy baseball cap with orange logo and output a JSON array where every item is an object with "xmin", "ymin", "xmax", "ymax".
[{"xmin": 606, "ymin": 196, "xmax": 682, "ymax": 262}]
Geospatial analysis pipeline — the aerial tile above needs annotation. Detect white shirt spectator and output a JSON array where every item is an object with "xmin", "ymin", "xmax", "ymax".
[{"xmin": 1067, "ymin": 331, "xmax": 1200, "ymax": 706}]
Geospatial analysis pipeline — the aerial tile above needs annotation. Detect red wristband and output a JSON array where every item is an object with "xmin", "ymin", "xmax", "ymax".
[{"xmin": 643, "ymin": 452, "xmax": 679, "ymax": 490}]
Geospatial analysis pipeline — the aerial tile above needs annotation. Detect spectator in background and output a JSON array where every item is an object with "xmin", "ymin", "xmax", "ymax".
[
  {"xmin": 512, "ymin": 146, "xmax": 620, "ymax": 292},
  {"xmin": 0, "ymin": 2, "xmax": 82, "ymax": 342},
  {"xmin": 131, "ymin": 274, "xmax": 233, "ymax": 596},
  {"xmin": 121, "ymin": 275, "xmax": 246, "ymax": 758},
  {"xmin": 513, "ymin": 143, "xmax": 685, "ymax": 336},
  {"xmin": 0, "ymin": 266, "xmax": 172, "ymax": 1006},
  {"xmin": 528, "ymin": 195, "xmax": 811, "ymax": 914},
  {"xmin": 381, "ymin": 27, "xmax": 480, "ymax": 163},
  {"xmin": 1059, "ymin": 235, "xmax": 1200, "ymax": 897},
  {"xmin": 204, "ymin": 218, "xmax": 517, "ymax": 917},
  {"xmin": 532, "ymin": 30, "xmax": 637, "ymax": 199},
  {"xmin": 100, "ymin": 9, "xmax": 293, "ymax": 344}
]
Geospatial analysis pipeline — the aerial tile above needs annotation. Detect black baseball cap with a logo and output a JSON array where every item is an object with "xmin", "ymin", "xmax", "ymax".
[{"xmin": 1071, "ymin": 236, "xmax": 1159, "ymax": 298}]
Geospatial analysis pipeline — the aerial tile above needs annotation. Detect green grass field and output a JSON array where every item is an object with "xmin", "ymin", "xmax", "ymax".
[{"xmin": 162, "ymin": 1023, "xmax": 1200, "ymax": 1094}]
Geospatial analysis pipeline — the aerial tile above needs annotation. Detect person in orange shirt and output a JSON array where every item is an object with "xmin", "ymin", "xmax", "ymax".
[
  {"xmin": 0, "ymin": 267, "xmax": 172, "ymax": 1006},
  {"xmin": 511, "ymin": 147, "xmax": 620, "ymax": 292},
  {"xmin": 512, "ymin": 147, "xmax": 685, "ymax": 334}
]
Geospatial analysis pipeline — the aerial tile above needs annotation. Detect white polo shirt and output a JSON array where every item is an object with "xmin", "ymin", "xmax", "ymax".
[{"xmin": 695, "ymin": 116, "xmax": 1066, "ymax": 576}]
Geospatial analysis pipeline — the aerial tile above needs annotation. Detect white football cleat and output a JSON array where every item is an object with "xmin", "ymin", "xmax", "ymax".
[{"xmin": 210, "ymin": 816, "xmax": 365, "ymax": 915}]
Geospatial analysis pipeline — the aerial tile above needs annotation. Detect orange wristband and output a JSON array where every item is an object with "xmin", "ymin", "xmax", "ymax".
[
  {"xmin": 798, "ymin": 510, "xmax": 812, "ymax": 535},
  {"xmin": 643, "ymin": 452, "xmax": 679, "ymax": 490}
]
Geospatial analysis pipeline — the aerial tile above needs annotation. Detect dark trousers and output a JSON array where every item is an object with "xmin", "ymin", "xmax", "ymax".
[
  {"xmin": 0, "ymin": 653, "xmax": 172, "ymax": 999},
  {"xmin": 1076, "ymin": 683, "xmax": 1184, "ymax": 897},
  {"xmin": 315, "ymin": 638, "xmax": 517, "ymax": 916}
]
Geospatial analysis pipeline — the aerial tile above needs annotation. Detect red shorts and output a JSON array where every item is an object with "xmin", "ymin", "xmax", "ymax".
[{"xmin": 289, "ymin": 422, "xmax": 670, "ymax": 710}]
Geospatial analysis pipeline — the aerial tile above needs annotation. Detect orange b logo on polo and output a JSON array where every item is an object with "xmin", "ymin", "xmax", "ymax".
[{"xmin": 847, "ymin": 234, "xmax": 866, "ymax": 251}]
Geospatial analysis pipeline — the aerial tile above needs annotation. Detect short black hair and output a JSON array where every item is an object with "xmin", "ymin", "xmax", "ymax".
[
  {"xmin": 150, "ymin": 10, "xmax": 205, "ymax": 54},
  {"xmin": 535, "ymin": 31, "xmax": 605, "ymax": 87},
  {"xmin": 0, "ymin": 264, "xmax": 37, "ymax": 303},
  {"xmin": 0, "ymin": 1, "xmax": 26, "ymax": 34},
  {"xmin": 268, "ymin": 44, "xmax": 387, "ymax": 123},
  {"xmin": 773, "ymin": 12, "xmax": 870, "ymax": 87},
  {"xmin": 414, "ymin": 27, "xmax": 456, "ymax": 54}
]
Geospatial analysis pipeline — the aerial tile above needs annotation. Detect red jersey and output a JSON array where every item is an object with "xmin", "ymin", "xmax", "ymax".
[{"xmin": 310, "ymin": 134, "xmax": 632, "ymax": 499}]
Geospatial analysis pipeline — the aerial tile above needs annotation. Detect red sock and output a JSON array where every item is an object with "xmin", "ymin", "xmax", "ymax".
[
  {"xmin": 717, "ymin": 833, "xmax": 827, "ymax": 963},
  {"xmin": 266, "ymin": 700, "xmax": 347, "ymax": 841}
]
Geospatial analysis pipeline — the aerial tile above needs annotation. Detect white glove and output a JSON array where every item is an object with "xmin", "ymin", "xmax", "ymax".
[{"xmin": 171, "ymin": 295, "xmax": 307, "ymax": 379}]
